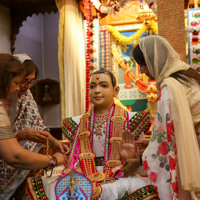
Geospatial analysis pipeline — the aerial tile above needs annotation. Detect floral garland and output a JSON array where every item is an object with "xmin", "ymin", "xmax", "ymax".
[
  {"xmin": 108, "ymin": 21, "xmax": 158, "ymax": 46},
  {"xmin": 144, "ymin": 0, "xmax": 157, "ymax": 14}
]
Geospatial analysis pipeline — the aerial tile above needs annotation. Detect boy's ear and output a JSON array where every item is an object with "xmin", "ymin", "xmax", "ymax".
[{"xmin": 113, "ymin": 86, "xmax": 120, "ymax": 97}]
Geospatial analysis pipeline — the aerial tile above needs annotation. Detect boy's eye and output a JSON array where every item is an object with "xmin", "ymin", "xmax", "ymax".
[{"xmin": 102, "ymin": 84, "xmax": 108, "ymax": 88}]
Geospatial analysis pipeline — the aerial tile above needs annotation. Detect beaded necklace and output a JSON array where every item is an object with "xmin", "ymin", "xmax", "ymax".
[{"xmin": 90, "ymin": 104, "xmax": 114, "ymax": 170}]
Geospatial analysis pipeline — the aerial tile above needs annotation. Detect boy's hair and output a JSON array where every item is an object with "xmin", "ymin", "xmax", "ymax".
[
  {"xmin": 92, "ymin": 69, "xmax": 116, "ymax": 87},
  {"xmin": 0, "ymin": 54, "xmax": 25, "ymax": 99}
]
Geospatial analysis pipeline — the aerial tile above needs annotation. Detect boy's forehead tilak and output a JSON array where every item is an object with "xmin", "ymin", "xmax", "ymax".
[
  {"xmin": 96, "ymin": 74, "xmax": 99, "ymax": 80},
  {"xmin": 91, "ymin": 73, "xmax": 111, "ymax": 85}
]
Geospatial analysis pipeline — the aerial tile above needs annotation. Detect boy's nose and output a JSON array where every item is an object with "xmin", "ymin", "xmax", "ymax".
[{"xmin": 95, "ymin": 85, "xmax": 101, "ymax": 92}]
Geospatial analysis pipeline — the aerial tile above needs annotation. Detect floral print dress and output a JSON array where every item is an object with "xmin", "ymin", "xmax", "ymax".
[{"xmin": 143, "ymin": 87, "xmax": 183, "ymax": 200}]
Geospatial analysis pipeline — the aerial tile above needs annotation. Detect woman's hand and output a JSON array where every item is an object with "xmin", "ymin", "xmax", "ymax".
[
  {"xmin": 43, "ymin": 131, "xmax": 70, "ymax": 154},
  {"xmin": 118, "ymin": 129, "xmax": 137, "ymax": 161},
  {"xmin": 52, "ymin": 152, "xmax": 68, "ymax": 166},
  {"xmin": 17, "ymin": 129, "xmax": 71, "ymax": 154},
  {"xmin": 48, "ymin": 137, "xmax": 70, "ymax": 155},
  {"xmin": 17, "ymin": 128, "xmax": 49, "ymax": 143}
]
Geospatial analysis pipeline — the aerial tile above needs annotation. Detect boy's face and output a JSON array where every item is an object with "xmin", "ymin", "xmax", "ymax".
[{"xmin": 90, "ymin": 73, "xmax": 119, "ymax": 108}]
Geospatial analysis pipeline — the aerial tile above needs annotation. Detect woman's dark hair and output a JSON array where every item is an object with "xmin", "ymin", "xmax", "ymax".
[
  {"xmin": 0, "ymin": 54, "xmax": 25, "ymax": 99},
  {"xmin": 170, "ymin": 68, "xmax": 200, "ymax": 85},
  {"xmin": 92, "ymin": 68, "xmax": 116, "ymax": 87},
  {"xmin": 23, "ymin": 60, "xmax": 39, "ymax": 79},
  {"xmin": 132, "ymin": 44, "xmax": 146, "ymax": 66}
]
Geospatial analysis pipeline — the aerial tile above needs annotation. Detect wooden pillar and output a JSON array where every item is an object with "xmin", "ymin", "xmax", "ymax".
[{"xmin": 157, "ymin": 0, "xmax": 186, "ymax": 61}]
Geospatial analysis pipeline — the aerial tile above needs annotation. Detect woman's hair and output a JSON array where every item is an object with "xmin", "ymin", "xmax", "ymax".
[
  {"xmin": 92, "ymin": 68, "xmax": 116, "ymax": 87},
  {"xmin": 23, "ymin": 60, "xmax": 39, "ymax": 79},
  {"xmin": 170, "ymin": 68, "xmax": 200, "ymax": 85},
  {"xmin": 132, "ymin": 44, "xmax": 146, "ymax": 66},
  {"xmin": 0, "ymin": 54, "xmax": 25, "ymax": 99}
]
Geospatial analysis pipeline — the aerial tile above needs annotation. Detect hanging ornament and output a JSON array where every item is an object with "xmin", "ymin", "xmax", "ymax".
[{"xmin": 85, "ymin": 0, "xmax": 91, "ymax": 112}]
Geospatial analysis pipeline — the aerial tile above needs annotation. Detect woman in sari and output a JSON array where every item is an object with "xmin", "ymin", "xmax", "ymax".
[
  {"xmin": 132, "ymin": 35, "xmax": 200, "ymax": 199},
  {"xmin": 0, "ymin": 53, "xmax": 67, "ymax": 200}
]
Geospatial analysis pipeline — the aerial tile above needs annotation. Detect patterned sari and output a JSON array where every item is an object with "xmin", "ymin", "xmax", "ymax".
[{"xmin": 0, "ymin": 89, "xmax": 49, "ymax": 200}]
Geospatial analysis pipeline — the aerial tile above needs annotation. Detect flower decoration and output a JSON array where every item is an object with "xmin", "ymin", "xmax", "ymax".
[{"xmin": 108, "ymin": 21, "xmax": 158, "ymax": 46}]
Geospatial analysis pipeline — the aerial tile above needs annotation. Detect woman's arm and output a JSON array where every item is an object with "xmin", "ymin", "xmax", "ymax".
[
  {"xmin": 16, "ymin": 129, "xmax": 70, "ymax": 154},
  {"xmin": 16, "ymin": 128, "xmax": 48, "ymax": 143},
  {"xmin": 0, "ymin": 137, "xmax": 67, "ymax": 169}
]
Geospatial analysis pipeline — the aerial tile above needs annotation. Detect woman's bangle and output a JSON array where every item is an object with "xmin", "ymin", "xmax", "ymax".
[
  {"xmin": 45, "ymin": 155, "xmax": 57, "ymax": 177},
  {"xmin": 46, "ymin": 155, "xmax": 57, "ymax": 169}
]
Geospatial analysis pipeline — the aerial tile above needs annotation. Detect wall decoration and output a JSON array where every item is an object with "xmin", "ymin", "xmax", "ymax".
[{"xmin": 186, "ymin": 8, "xmax": 200, "ymax": 72}]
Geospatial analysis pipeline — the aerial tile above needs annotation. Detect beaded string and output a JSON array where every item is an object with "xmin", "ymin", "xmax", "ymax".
[{"xmin": 46, "ymin": 139, "xmax": 49, "ymax": 155}]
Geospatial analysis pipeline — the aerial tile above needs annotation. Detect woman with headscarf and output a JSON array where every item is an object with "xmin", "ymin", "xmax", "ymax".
[{"xmin": 131, "ymin": 35, "xmax": 200, "ymax": 199}]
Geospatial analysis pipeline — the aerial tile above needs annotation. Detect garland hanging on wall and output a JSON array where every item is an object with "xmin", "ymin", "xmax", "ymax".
[{"xmin": 108, "ymin": 21, "xmax": 158, "ymax": 46}]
